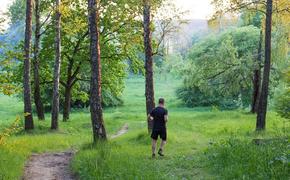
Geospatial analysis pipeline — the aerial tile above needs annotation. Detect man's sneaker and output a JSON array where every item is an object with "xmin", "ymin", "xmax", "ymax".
[
  {"xmin": 158, "ymin": 149, "xmax": 164, "ymax": 156},
  {"xmin": 152, "ymin": 153, "xmax": 156, "ymax": 158}
]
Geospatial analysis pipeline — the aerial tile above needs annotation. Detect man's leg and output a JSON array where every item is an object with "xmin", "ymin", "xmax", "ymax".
[
  {"xmin": 160, "ymin": 140, "xmax": 166, "ymax": 151},
  {"xmin": 158, "ymin": 129, "xmax": 167, "ymax": 156},
  {"xmin": 152, "ymin": 139, "xmax": 157, "ymax": 156},
  {"xmin": 158, "ymin": 140, "xmax": 166, "ymax": 156}
]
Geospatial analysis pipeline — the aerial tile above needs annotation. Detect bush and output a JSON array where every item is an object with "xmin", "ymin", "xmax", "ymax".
[
  {"xmin": 274, "ymin": 69, "xmax": 290, "ymax": 119},
  {"xmin": 176, "ymin": 86, "xmax": 240, "ymax": 110},
  {"xmin": 275, "ymin": 89, "xmax": 290, "ymax": 119},
  {"xmin": 0, "ymin": 116, "xmax": 22, "ymax": 145}
]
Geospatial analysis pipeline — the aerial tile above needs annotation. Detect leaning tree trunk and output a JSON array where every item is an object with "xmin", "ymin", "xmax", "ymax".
[
  {"xmin": 143, "ymin": 0, "xmax": 155, "ymax": 133},
  {"xmin": 51, "ymin": 0, "xmax": 61, "ymax": 130},
  {"xmin": 251, "ymin": 30, "xmax": 263, "ymax": 113},
  {"xmin": 33, "ymin": 0, "xmax": 45, "ymax": 120},
  {"xmin": 88, "ymin": 0, "xmax": 107, "ymax": 142},
  {"xmin": 256, "ymin": 0, "xmax": 272, "ymax": 131},
  {"xmin": 23, "ymin": 0, "xmax": 34, "ymax": 130}
]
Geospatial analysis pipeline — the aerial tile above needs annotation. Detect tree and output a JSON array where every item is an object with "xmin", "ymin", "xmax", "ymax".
[
  {"xmin": 88, "ymin": 0, "xmax": 107, "ymax": 141},
  {"xmin": 58, "ymin": 0, "xmax": 143, "ymax": 120},
  {"xmin": 143, "ymin": 0, "xmax": 155, "ymax": 132},
  {"xmin": 23, "ymin": 0, "xmax": 34, "ymax": 130},
  {"xmin": 251, "ymin": 29, "xmax": 262, "ymax": 113},
  {"xmin": 51, "ymin": 0, "xmax": 62, "ymax": 130},
  {"xmin": 33, "ymin": 0, "xmax": 45, "ymax": 120},
  {"xmin": 240, "ymin": 11, "xmax": 264, "ymax": 113},
  {"xmin": 211, "ymin": 0, "xmax": 290, "ymax": 130},
  {"xmin": 256, "ymin": 0, "xmax": 273, "ymax": 131},
  {"xmin": 178, "ymin": 26, "xmax": 260, "ymax": 109},
  {"xmin": 8, "ymin": 0, "xmax": 26, "ymax": 25}
]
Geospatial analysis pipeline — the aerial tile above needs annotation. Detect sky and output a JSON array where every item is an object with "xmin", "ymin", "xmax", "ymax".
[
  {"xmin": 0, "ymin": 0, "xmax": 12, "ymax": 14},
  {"xmin": 173, "ymin": 0, "xmax": 214, "ymax": 19},
  {"xmin": 0, "ymin": 0, "xmax": 214, "ymax": 19}
]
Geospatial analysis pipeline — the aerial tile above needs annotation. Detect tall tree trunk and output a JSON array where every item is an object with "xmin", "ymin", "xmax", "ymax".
[
  {"xmin": 251, "ymin": 30, "xmax": 262, "ymax": 113},
  {"xmin": 63, "ymin": 61, "xmax": 81, "ymax": 121},
  {"xmin": 63, "ymin": 85, "xmax": 72, "ymax": 121},
  {"xmin": 51, "ymin": 0, "xmax": 61, "ymax": 130},
  {"xmin": 143, "ymin": 0, "xmax": 155, "ymax": 133},
  {"xmin": 256, "ymin": 0, "xmax": 272, "ymax": 131},
  {"xmin": 23, "ymin": 0, "xmax": 34, "ymax": 130},
  {"xmin": 33, "ymin": 0, "xmax": 45, "ymax": 120},
  {"xmin": 88, "ymin": 0, "xmax": 107, "ymax": 142},
  {"xmin": 63, "ymin": 58, "xmax": 73, "ymax": 121}
]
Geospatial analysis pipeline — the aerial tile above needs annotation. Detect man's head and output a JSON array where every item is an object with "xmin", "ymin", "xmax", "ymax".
[{"xmin": 158, "ymin": 98, "xmax": 165, "ymax": 106}]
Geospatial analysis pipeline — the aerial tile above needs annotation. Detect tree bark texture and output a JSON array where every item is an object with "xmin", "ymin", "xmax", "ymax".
[
  {"xmin": 251, "ymin": 30, "xmax": 262, "ymax": 113},
  {"xmin": 143, "ymin": 0, "xmax": 155, "ymax": 133},
  {"xmin": 63, "ymin": 59, "xmax": 73, "ymax": 121},
  {"xmin": 256, "ymin": 0, "xmax": 272, "ymax": 131},
  {"xmin": 51, "ymin": 0, "xmax": 61, "ymax": 130},
  {"xmin": 24, "ymin": 0, "xmax": 34, "ymax": 130},
  {"xmin": 33, "ymin": 0, "xmax": 45, "ymax": 120},
  {"xmin": 88, "ymin": 0, "xmax": 107, "ymax": 142}
]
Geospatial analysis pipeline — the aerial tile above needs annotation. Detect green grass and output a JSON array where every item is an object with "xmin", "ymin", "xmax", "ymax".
[
  {"xmin": 0, "ymin": 76, "xmax": 289, "ymax": 179},
  {"xmin": 203, "ymin": 138, "xmax": 289, "ymax": 180}
]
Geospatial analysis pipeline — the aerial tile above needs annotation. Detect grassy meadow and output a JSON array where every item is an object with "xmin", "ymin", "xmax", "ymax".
[{"xmin": 0, "ymin": 76, "xmax": 289, "ymax": 179}]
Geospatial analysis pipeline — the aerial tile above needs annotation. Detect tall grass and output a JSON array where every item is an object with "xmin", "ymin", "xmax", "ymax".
[{"xmin": 204, "ymin": 138, "xmax": 289, "ymax": 180}]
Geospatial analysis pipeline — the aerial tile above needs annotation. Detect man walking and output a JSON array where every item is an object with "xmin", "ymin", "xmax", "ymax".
[{"xmin": 148, "ymin": 98, "xmax": 168, "ymax": 158}]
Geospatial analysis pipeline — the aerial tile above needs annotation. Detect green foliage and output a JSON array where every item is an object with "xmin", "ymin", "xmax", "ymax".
[
  {"xmin": 0, "ymin": 46, "xmax": 22, "ymax": 96},
  {"xmin": 8, "ymin": 0, "xmax": 26, "ymax": 25},
  {"xmin": 3, "ymin": 0, "xmax": 149, "ymax": 107},
  {"xmin": 204, "ymin": 138, "xmax": 289, "ymax": 179},
  {"xmin": 275, "ymin": 91, "xmax": 290, "ymax": 119},
  {"xmin": 274, "ymin": 69, "xmax": 290, "ymax": 119},
  {"xmin": 0, "ymin": 116, "xmax": 22, "ymax": 145},
  {"xmin": 239, "ymin": 10, "xmax": 263, "ymax": 28},
  {"xmin": 176, "ymin": 86, "xmax": 240, "ymax": 109},
  {"xmin": 178, "ymin": 26, "xmax": 260, "ymax": 108},
  {"xmin": 155, "ymin": 53, "xmax": 185, "ymax": 79}
]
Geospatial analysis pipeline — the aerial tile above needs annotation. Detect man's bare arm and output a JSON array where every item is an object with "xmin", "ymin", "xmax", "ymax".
[
  {"xmin": 164, "ymin": 115, "xmax": 168, "ymax": 123},
  {"xmin": 148, "ymin": 114, "xmax": 153, "ymax": 121}
]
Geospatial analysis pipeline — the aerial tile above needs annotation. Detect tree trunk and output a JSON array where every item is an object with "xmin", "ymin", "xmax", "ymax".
[
  {"xmin": 251, "ymin": 30, "xmax": 262, "ymax": 113},
  {"xmin": 88, "ymin": 0, "xmax": 107, "ymax": 142},
  {"xmin": 143, "ymin": 0, "xmax": 155, "ymax": 133},
  {"xmin": 33, "ymin": 0, "xmax": 45, "ymax": 120},
  {"xmin": 63, "ymin": 58, "xmax": 73, "ymax": 121},
  {"xmin": 51, "ymin": 0, "xmax": 61, "ymax": 130},
  {"xmin": 23, "ymin": 0, "xmax": 34, "ymax": 130},
  {"xmin": 63, "ymin": 85, "xmax": 72, "ymax": 121},
  {"xmin": 256, "ymin": 0, "xmax": 272, "ymax": 131}
]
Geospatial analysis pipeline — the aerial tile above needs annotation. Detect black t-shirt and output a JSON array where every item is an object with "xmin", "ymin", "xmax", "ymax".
[{"xmin": 150, "ymin": 106, "xmax": 168, "ymax": 130}]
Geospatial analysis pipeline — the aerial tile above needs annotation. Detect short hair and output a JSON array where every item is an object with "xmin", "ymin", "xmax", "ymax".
[{"xmin": 158, "ymin": 98, "xmax": 165, "ymax": 104}]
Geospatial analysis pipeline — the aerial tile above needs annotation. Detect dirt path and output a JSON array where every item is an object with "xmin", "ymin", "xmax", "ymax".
[
  {"xmin": 23, "ymin": 151, "xmax": 75, "ymax": 180},
  {"xmin": 111, "ymin": 123, "xmax": 129, "ymax": 139},
  {"xmin": 23, "ymin": 124, "xmax": 129, "ymax": 180}
]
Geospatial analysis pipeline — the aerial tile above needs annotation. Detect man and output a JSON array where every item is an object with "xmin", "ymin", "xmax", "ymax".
[{"xmin": 148, "ymin": 98, "xmax": 168, "ymax": 158}]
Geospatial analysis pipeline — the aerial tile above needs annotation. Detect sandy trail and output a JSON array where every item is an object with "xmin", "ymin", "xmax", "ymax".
[
  {"xmin": 23, "ymin": 151, "xmax": 75, "ymax": 180},
  {"xmin": 23, "ymin": 124, "xmax": 129, "ymax": 180},
  {"xmin": 111, "ymin": 123, "xmax": 129, "ymax": 139}
]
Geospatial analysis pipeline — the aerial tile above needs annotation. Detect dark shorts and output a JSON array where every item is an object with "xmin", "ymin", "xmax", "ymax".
[{"xmin": 151, "ymin": 128, "xmax": 167, "ymax": 141}]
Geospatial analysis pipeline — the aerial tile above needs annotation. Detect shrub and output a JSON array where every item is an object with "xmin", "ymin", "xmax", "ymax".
[
  {"xmin": 275, "ymin": 89, "xmax": 290, "ymax": 119},
  {"xmin": 274, "ymin": 69, "xmax": 290, "ymax": 119},
  {"xmin": 176, "ymin": 86, "xmax": 240, "ymax": 110},
  {"xmin": 0, "ymin": 116, "xmax": 22, "ymax": 145}
]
